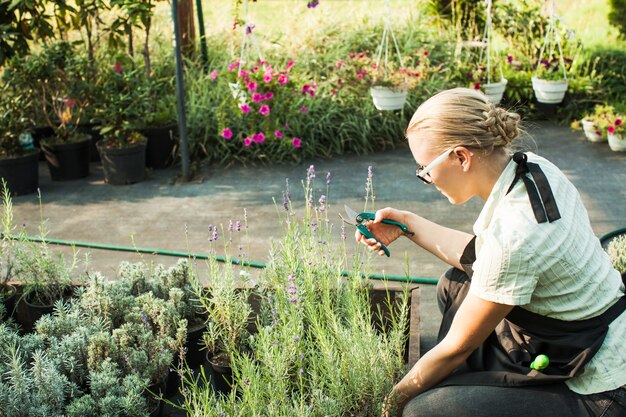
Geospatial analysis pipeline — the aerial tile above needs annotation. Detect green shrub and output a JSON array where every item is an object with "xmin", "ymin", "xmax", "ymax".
[{"xmin": 608, "ymin": 0, "xmax": 626, "ymax": 38}]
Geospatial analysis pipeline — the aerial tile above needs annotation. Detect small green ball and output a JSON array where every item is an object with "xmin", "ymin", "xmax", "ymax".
[{"xmin": 531, "ymin": 354, "xmax": 550, "ymax": 370}]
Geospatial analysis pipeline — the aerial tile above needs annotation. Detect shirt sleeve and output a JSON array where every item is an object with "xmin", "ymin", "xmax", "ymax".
[{"xmin": 469, "ymin": 230, "xmax": 539, "ymax": 306}]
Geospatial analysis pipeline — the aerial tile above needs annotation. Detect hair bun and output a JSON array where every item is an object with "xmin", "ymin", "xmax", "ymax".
[{"xmin": 483, "ymin": 106, "xmax": 520, "ymax": 145}]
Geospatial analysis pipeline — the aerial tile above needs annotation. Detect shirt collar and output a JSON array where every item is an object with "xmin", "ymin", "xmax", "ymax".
[{"xmin": 473, "ymin": 156, "xmax": 517, "ymax": 235}]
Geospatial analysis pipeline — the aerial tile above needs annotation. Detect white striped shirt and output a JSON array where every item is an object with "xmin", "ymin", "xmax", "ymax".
[{"xmin": 469, "ymin": 152, "xmax": 626, "ymax": 394}]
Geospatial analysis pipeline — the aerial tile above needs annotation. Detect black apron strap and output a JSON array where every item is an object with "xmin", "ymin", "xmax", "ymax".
[{"xmin": 506, "ymin": 152, "xmax": 561, "ymax": 224}]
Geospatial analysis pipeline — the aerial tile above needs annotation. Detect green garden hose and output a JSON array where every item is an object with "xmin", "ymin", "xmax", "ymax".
[{"xmin": 13, "ymin": 234, "xmax": 440, "ymax": 285}]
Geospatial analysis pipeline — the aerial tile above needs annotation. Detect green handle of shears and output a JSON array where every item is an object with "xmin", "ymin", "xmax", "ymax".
[
  {"xmin": 356, "ymin": 212, "xmax": 413, "ymax": 235},
  {"xmin": 356, "ymin": 224, "xmax": 390, "ymax": 257}
]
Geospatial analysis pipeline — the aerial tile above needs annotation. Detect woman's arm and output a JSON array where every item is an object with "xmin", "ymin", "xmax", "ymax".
[
  {"xmin": 385, "ymin": 292, "xmax": 514, "ymax": 416},
  {"xmin": 356, "ymin": 207, "xmax": 474, "ymax": 270}
]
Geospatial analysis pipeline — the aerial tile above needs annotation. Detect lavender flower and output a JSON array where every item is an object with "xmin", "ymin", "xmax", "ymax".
[
  {"xmin": 288, "ymin": 284, "xmax": 297, "ymax": 296},
  {"xmin": 326, "ymin": 171, "xmax": 332, "ymax": 185},
  {"xmin": 288, "ymin": 273, "xmax": 295, "ymax": 282},
  {"xmin": 294, "ymin": 335, "xmax": 300, "ymax": 342},
  {"xmin": 341, "ymin": 223, "xmax": 346, "ymax": 241},
  {"xmin": 213, "ymin": 230, "xmax": 219, "ymax": 241},
  {"xmin": 208, "ymin": 224, "xmax": 213, "ymax": 232},
  {"xmin": 318, "ymin": 194, "xmax": 326, "ymax": 212},
  {"xmin": 307, "ymin": 165, "xmax": 316, "ymax": 180},
  {"xmin": 140, "ymin": 311, "xmax": 151, "ymax": 329},
  {"xmin": 236, "ymin": 220, "xmax": 241, "ymax": 231},
  {"xmin": 228, "ymin": 220, "xmax": 233, "ymax": 232}
]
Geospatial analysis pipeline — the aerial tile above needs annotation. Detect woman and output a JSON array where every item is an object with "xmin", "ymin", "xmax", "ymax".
[{"xmin": 357, "ymin": 88, "xmax": 626, "ymax": 416}]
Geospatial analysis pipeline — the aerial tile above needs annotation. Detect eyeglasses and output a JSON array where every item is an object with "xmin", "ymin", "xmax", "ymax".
[{"xmin": 415, "ymin": 148, "xmax": 454, "ymax": 184}]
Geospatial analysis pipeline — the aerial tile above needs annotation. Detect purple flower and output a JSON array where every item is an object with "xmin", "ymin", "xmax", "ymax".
[
  {"xmin": 259, "ymin": 105, "xmax": 270, "ymax": 116},
  {"xmin": 300, "ymin": 105, "xmax": 308, "ymax": 113},
  {"xmin": 307, "ymin": 0, "xmax": 319, "ymax": 8},
  {"xmin": 264, "ymin": 92, "xmax": 274, "ymax": 100},
  {"xmin": 293, "ymin": 335, "xmax": 300, "ymax": 342},
  {"xmin": 307, "ymin": 165, "xmax": 316, "ymax": 180},
  {"xmin": 289, "ymin": 297, "xmax": 298, "ymax": 304},
  {"xmin": 221, "ymin": 128, "xmax": 233, "ymax": 139},
  {"xmin": 318, "ymin": 195, "xmax": 326, "ymax": 212},
  {"xmin": 288, "ymin": 273, "xmax": 295, "ymax": 282},
  {"xmin": 236, "ymin": 220, "xmax": 241, "ymax": 231},
  {"xmin": 213, "ymin": 230, "xmax": 219, "ymax": 241},
  {"xmin": 208, "ymin": 224, "xmax": 213, "ymax": 232},
  {"xmin": 245, "ymin": 24, "xmax": 255, "ymax": 35},
  {"xmin": 288, "ymin": 284, "xmax": 297, "ymax": 295},
  {"xmin": 228, "ymin": 220, "xmax": 233, "ymax": 232}
]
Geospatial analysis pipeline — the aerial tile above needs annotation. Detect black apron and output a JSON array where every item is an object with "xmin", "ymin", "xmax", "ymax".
[{"xmin": 440, "ymin": 152, "xmax": 626, "ymax": 387}]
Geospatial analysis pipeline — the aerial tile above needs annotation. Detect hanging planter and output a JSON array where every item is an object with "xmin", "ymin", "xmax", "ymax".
[
  {"xmin": 370, "ymin": 86, "xmax": 408, "ymax": 111},
  {"xmin": 532, "ymin": 77, "xmax": 568, "ymax": 104},
  {"xmin": 532, "ymin": 0, "xmax": 569, "ymax": 104},
  {"xmin": 482, "ymin": 78, "xmax": 507, "ymax": 105}
]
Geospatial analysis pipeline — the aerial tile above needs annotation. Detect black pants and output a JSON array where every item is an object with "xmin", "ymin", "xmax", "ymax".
[{"xmin": 402, "ymin": 268, "xmax": 626, "ymax": 417}]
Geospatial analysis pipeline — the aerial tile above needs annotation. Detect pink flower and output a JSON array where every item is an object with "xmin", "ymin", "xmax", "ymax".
[
  {"xmin": 608, "ymin": 126, "xmax": 616, "ymax": 134},
  {"xmin": 244, "ymin": 137, "xmax": 252, "ymax": 147},
  {"xmin": 300, "ymin": 106, "xmax": 308, "ymax": 113},
  {"xmin": 309, "ymin": 90, "xmax": 315, "ymax": 98},
  {"xmin": 286, "ymin": 60, "xmax": 295, "ymax": 70},
  {"xmin": 302, "ymin": 84, "xmax": 311, "ymax": 94},
  {"xmin": 349, "ymin": 53, "xmax": 356, "ymax": 59},
  {"xmin": 238, "ymin": 69, "xmax": 248, "ymax": 78},
  {"xmin": 336, "ymin": 61, "xmax": 343, "ymax": 68},
  {"xmin": 356, "ymin": 73, "xmax": 364, "ymax": 79},
  {"xmin": 259, "ymin": 105, "xmax": 270, "ymax": 116},
  {"xmin": 278, "ymin": 74, "xmax": 289, "ymax": 85},
  {"xmin": 240, "ymin": 104, "xmax": 251, "ymax": 113},
  {"xmin": 616, "ymin": 119, "xmax": 623, "ymax": 126},
  {"xmin": 264, "ymin": 73, "xmax": 273, "ymax": 83},
  {"xmin": 263, "ymin": 92, "xmax": 274, "ymax": 100},
  {"xmin": 473, "ymin": 82, "xmax": 481, "ymax": 90},
  {"xmin": 252, "ymin": 93, "xmax": 263, "ymax": 103},
  {"xmin": 292, "ymin": 137, "xmax": 302, "ymax": 148},
  {"xmin": 252, "ymin": 132, "xmax": 265, "ymax": 143},
  {"xmin": 113, "ymin": 62, "xmax": 123, "ymax": 73},
  {"xmin": 337, "ymin": 78, "xmax": 343, "ymax": 84},
  {"xmin": 274, "ymin": 130, "xmax": 283, "ymax": 139},
  {"xmin": 507, "ymin": 55, "xmax": 514, "ymax": 64},
  {"xmin": 247, "ymin": 81, "xmax": 258, "ymax": 91},
  {"xmin": 221, "ymin": 128, "xmax": 233, "ymax": 139},
  {"xmin": 252, "ymin": 66, "xmax": 259, "ymax": 72},
  {"xmin": 210, "ymin": 70, "xmax": 218, "ymax": 80},
  {"xmin": 423, "ymin": 51, "xmax": 429, "ymax": 57},
  {"xmin": 227, "ymin": 61, "xmax": 240, "ymax": 71}
]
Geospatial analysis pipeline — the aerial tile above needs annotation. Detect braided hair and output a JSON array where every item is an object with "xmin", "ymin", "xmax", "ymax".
[{"xmin": 406, "ymin": 88, "xmax": 522, "ymax": 155}]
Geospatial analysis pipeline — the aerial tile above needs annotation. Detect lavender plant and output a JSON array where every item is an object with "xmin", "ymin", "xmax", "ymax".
[{"xmin": 178, "ymin": 166, "xmax": 409, "ymax": 416}]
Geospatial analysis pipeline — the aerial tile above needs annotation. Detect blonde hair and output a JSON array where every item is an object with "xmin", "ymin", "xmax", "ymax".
[{"xmin": 406, "ymin": 88, "xmax": 522, "ymax": 155}]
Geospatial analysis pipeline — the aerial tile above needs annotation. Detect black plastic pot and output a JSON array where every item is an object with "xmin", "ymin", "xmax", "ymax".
[
  {"xmin": 41, "ymin": 137, "xmax": 91, "ymax": 181},
  {"xmin": 141, "ymin": 125, "xmax": 177, "ymax": 169},
  {"xmin": 0, "ymin": 150, "xmax": 40, "ymax": 196},
  {"xmin": 146, "ymin": 381, "xmax": 166, "ymax": 417},
  {"xmin": 15, "ymin": 296, "xmax": 55, "ymax": 333},
  {"xmin": 97, "ymin": 141, "xmax": 147, "ymax": 185},
  {"xmin": 206, "ymin": 352, "xmax": 233, "ymax": 395}
]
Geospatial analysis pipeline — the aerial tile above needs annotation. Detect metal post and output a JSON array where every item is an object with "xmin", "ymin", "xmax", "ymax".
[
  {"xmin": 172, "ymin": 0, "xmax": 191, "ymax": 181},
  {"xmin": 195, "ymin": 0, "xmax": 209, "ymax": 69}
]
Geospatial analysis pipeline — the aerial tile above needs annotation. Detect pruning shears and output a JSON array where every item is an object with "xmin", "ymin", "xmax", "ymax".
[{"xmin": 339, "ymin": 205, "xmax": 414, "ymax": 257}]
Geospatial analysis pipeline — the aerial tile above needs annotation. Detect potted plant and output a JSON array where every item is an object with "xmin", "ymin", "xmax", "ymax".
[
  {"xmin": 606, "ymin": 233, "xmax": 626, "ymax": 275},
  {"xmin": 607, "ymin": 114, "xmax": 626, "ymax": 152},
  {"xmin": 0, "ymin": 90, "xmax": 40, "ymax": 196},
  {"xmin": 367, "ymin": 51, "xmax": 431, "ymax": 111},
  {"xmin": 34, "ymin": 42, "xmax": 93, "ymax": 181},
  {"xmin": 467, "ymin": 62, "xmax": 507, "ymax": 105},
  {"xmin": 578, "ymin": 105, "xmax": 611, "ymax": 143},
  {"xmin": 138, "ymin": 74, "xmax": 178, "ymax": 169},
  {"xmin": 0, "ymin": 184, "xmax": 17, "ymax": 318},
  {"xmin": 531, "ymin": 54, "xmax": 571, "ymax": 104},
  {"xmin": 94, "ymin": 59, "xmax": 148, "ymax": 185}
]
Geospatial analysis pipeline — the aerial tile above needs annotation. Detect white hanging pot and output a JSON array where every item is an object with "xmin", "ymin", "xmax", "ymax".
[
  {"xmin": 482, "ymin": 78, "xmax": 507, "ymax": 105},
  {"xmin": 581, "ymin": 119, "xmax": 606, "ymax": 143},
  {"xmin": 608, "ymin": 132, "xmax": 626, "ymax": 152},
  {"xmin": 370, "ymin": 86, "xmax": 408, "ymax": 111},
  {"xmin": 532, "ymin": 77, "xmax": 568, "ymax": 104}
]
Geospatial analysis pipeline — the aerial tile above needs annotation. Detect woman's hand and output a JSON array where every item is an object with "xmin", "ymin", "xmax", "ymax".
[{"xmin": 355, "ymin": 207, "xmax": 408, "ymax": 256}]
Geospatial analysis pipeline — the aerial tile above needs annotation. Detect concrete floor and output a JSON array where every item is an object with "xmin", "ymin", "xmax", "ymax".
[{"xmin": 10, "ymin": 120, "xmax": 626, "ymax": 359}]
